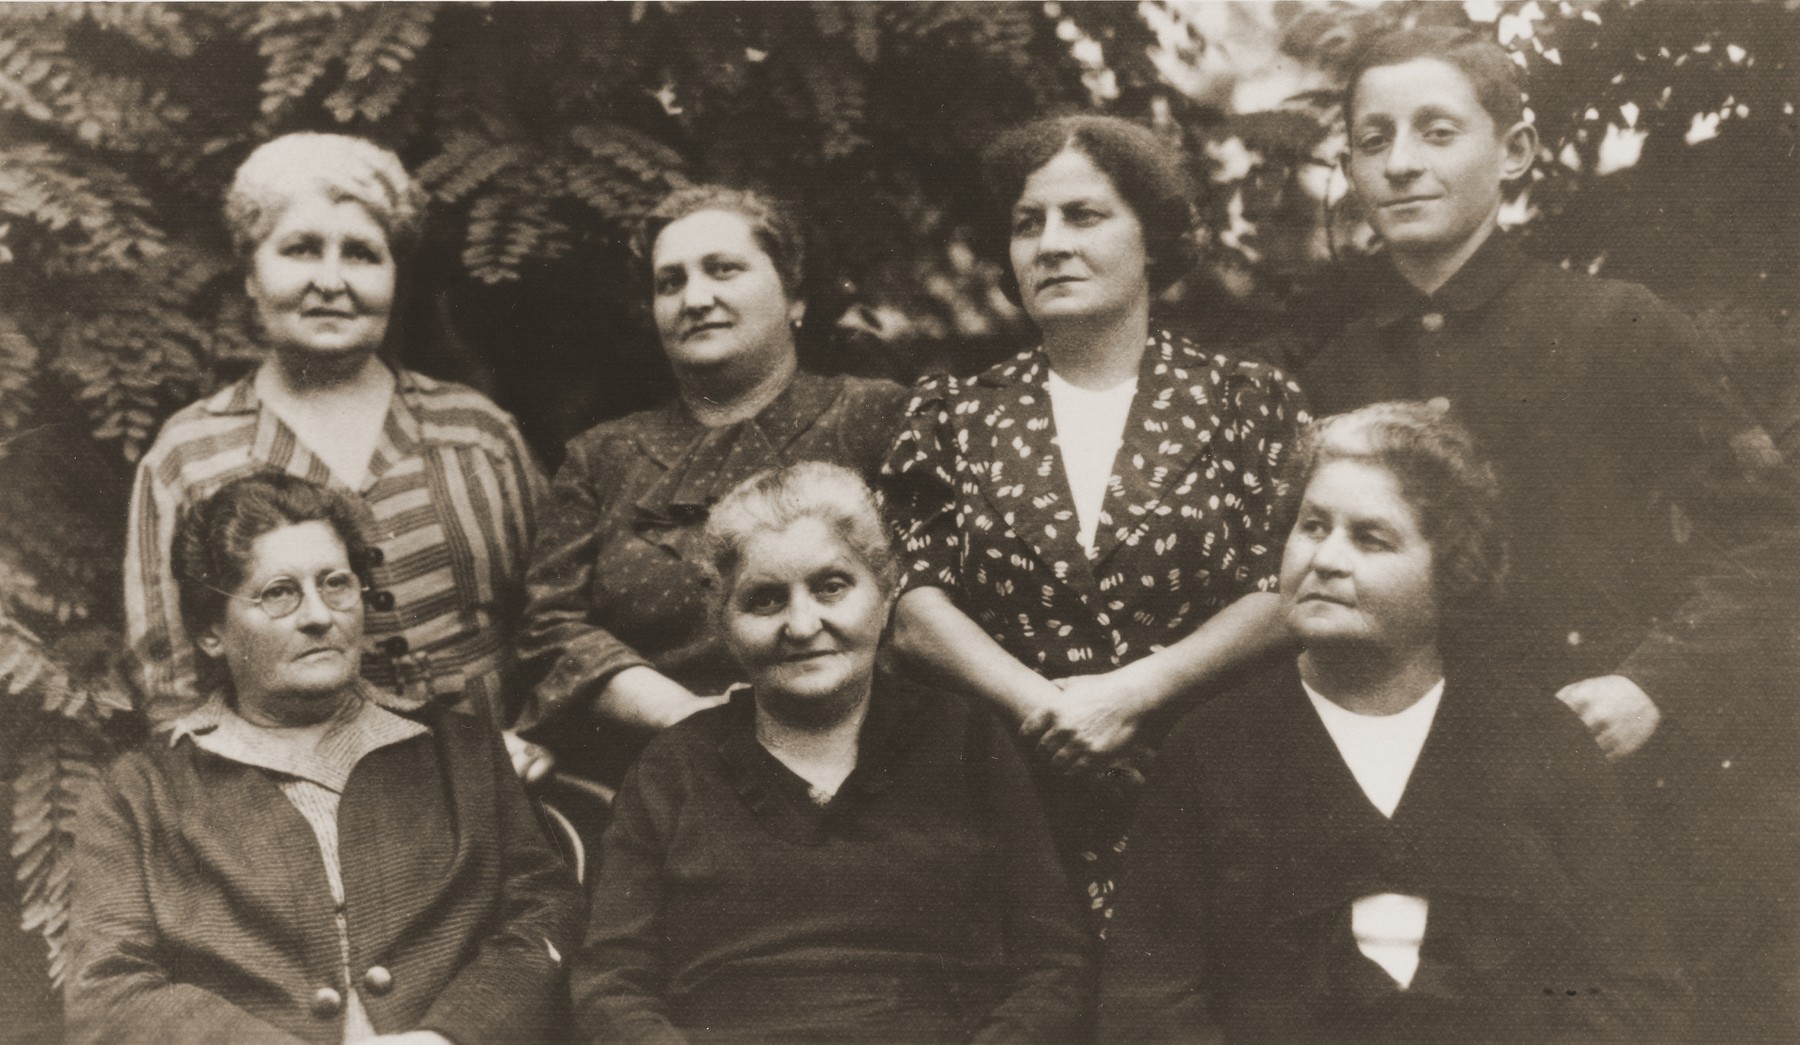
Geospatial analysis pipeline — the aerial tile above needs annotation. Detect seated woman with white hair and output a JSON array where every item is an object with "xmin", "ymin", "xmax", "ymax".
[
  {"xmin": 573, "ymin": 461, "xmax": 1092, "ymax": 1044},
  {"xmin": 125, "ymin": 132, "xmax": 549, "ymax": 776}
]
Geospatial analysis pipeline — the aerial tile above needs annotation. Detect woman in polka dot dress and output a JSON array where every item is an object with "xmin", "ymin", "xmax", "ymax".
[{"xmin": 882, "ymin": 115, "xmax": 1309, "ymax": 930}]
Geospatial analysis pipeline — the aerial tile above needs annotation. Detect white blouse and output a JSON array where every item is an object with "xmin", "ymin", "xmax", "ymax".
[
  {"xmin": 1045, "ymin": 370, "xmax": 1137, "ymax": 555},
  {"xmin": 1303, "ymin": 678, "xmax": 1445, "ymax": 990}
]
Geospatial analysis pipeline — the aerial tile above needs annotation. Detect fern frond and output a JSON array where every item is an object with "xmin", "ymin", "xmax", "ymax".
[
  {"xmin": 0, "ymin": 26, "xmax": 66, "ymax": 122},
  {"xmin": 0, "ymin": 313, "xmax": 40, "ymax": 436},
  {"xmin": 564, "ymin": 123, "xmax": 688, "ymax": 222},
  {"xmin": 42, "ymin": 2, "xmax": 197, "ymax": 58},
  {"xmin": 418, "ymin": 133, "xmax": 525, "ymax": 205},
  {"xmin": 463, "ymin": 174, "xmax": 572, "ymax": 284},
  {"xmin": 246, "ymin": 2, "xmax": 354, "ymax": 120},
  {"xmin": 325, "ymin": 3, "xmax": 437, "ymax": 123},
  {"xmin": 54, "ymin": 303, "xmax": 208, "ymax": 462},
  {"xmin": 0, "ymin": 142, "xmax": 167, "ymax": 274},
  {"xmin": 10, "ymin": 712, "xmax": 108, "ymax": 988}
]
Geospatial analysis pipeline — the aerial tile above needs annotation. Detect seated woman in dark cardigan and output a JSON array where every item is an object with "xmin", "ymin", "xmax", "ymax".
[
  {"xmin": 573, "ymin": 462, "xmax": 1093, "ymax": 1044},
  {"xmin": 67, "ymin": 473, "xmax": 582, "ymax": 1044},
  {"xmin": 1100, "ymin": 403, "xmax": 1687, "ymax": 1045}
]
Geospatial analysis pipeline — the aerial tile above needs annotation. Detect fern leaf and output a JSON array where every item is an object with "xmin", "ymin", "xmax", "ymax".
[
  {"xmin": 418, "ymin": 134, "xmax": 526, "ymax": 205},
  {"xmin": 0, "ymin": 32, "xmax": 62, "ymax": 122},
  {"xmin": 54, "ymin": 302, "xmax": 208, "ymax": 462},
  {"xmin": 10, "ymin": 715, "xmax": 107, "ymax": 988},
  {"xmin": 246, "ymin": 2, "xmax": 352, "ymax": 119},
  {"xmin": 0, "ymin": 142, "xmax": 167, "ymax": 274},
  {"xmin": 326, "ymin": 3, "xmax": 437, "ymax": 123},
  {"xmin": 463, "ymin": 176, "xmax": 572, "ymax": 284},
  {"xmin": 0, "ymin": 313, "xmax": 40, "ymax": 436},
  {"xmin": 47, "ymin": 2, "xmax": 197, "ymax": 58}
]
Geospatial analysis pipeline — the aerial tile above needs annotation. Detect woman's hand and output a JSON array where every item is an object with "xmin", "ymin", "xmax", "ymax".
[
  {"xmin": 503, "ymin": 730, "xmax": 556, "ymax": 784},
  {"xmin": 1022, "ymin": 673, "xmax": 1150, "ymax": 774},
  {"xmin": 598, "ymin": 666, "xmax": 727, "ymax": 732},
  {"xmin": 1556, "ymin": 674, "xmax": 1662, "ymax": 760}
]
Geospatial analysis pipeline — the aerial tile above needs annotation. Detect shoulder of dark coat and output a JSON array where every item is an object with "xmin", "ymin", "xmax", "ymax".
[
  {"xmin": 1502, "ymin": 258, "xmax": 1686, "ymax": 333},
  {"xmin": 826, "ymin": 373, "xmax": 908, "ymax": 412},
  {"xmin": 559, "ymin": 402, "xmax": 675, "ymax": 461},
  {"xmin": 1157, "ymin": 664, "xmax": 1297, "ymax": 780}
]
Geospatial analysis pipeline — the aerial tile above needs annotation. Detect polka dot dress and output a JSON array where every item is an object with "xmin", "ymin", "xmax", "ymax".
[{"xmin": 881, "ymin": 330, "xmax": 1310, "ymax": 931}]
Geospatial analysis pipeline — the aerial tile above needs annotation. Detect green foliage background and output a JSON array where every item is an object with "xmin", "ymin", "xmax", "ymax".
[{"xmin": 0, "ymin": 0, "xmax": 1794, "ymax": 1022}]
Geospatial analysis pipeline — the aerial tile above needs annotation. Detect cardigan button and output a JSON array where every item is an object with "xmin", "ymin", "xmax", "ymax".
[
  {"xmin": 363, "ymin": 965, "xmax": 394, "ymax": 996},
  {"xmin": 378, "ymin": 636, "xmax": 410, "ymax": 657},
  {"xmin": 1420, "ymin": 312, "xmax": 1446, "ymax": 333},
  {"xmin": 310, "ymin": 986, "xmax": 343, "ymax": 1018},
  {"xmin": 368, "ymin": 590, "xmax": 397, "ymax": 612}
]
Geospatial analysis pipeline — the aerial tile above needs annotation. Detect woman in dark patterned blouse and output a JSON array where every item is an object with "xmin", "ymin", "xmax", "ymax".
[
  {"xmin": 882, "ymin": 115, "xmax": 1309, "ymax": 923},
  {"xmin": 516, "ymin": 186, "xmax": 905, "ymax": 785}
]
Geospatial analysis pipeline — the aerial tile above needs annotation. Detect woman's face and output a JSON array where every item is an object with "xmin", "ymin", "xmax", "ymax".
[
  {"xmin": 1009, "ymin": 148, "xmax": 1151, "ymax": 329},
  {"xmin": 651, "ymin": 209, "xmax": 801, "ymax": 378},
  {"xmin": 247, "ymin": 193, "xmax": 396, "ymax": 360},
  {"xmin": 197, "ymin": 520, "xmax": 365, "ymax": 724},
  {"xmin": 1280, "ymin": 459, "xmax": 1439, "ymax": 656},
  {"xmin": 721, "ymin": 516, "xmax": 889, "ymax": 712}
]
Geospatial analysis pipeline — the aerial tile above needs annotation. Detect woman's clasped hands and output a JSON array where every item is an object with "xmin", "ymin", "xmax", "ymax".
[{"xmin": 1018, "ymin": 665, "xmax": 1164, "ymax": 779}]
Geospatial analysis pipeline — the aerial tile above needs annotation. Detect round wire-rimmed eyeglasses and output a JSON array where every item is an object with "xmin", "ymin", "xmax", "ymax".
[{"xmin": 202, "ymin": 569, "xmax": 367, "ymax": 620}]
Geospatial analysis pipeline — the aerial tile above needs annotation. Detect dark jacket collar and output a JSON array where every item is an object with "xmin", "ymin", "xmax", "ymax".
[
  {"xmin": 631, "ymin": 370, "xmax": 845, "ymax": 521},
  {"xmin": 1354, "ymin": 233, "xmax": 1532, "ymax": 331}
]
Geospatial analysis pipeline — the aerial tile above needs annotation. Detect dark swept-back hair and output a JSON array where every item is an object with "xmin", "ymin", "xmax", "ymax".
[
  {"xmin": 1287, "ymin": 401, "xmax": 1507, "ymax": 626},
  {"xmin": 632, "ymin": 184, "xmax": 807, "ymax": 303},
  {"xmin": 981, "ymin": 114, "xmax": 1199, "ymax": 306},
  {"xmin": 172, "ymin": 472, "xmax": 376, "ymax": 690},
  {"xmin": 1344, "ymin": 26, "xmax": 1526, "ymax": 132}
]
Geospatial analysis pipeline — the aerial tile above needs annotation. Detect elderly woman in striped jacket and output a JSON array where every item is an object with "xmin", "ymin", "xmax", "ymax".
[{"xmin": 124, "ymin": 132, "xmax": 551, "ymax": 778}]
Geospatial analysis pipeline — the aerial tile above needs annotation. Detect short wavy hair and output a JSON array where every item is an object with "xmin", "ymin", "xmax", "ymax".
[
  {"xmin": 699, "ymin": 461, "xmax": 900, "ymax": 614},
  {"xmin": 172, "ymin": 472, "xmax": 376, "ymax": 693},
  {"xmin": 632, "ymin": 184, "xmax": 807, "ymax": 303},
  {"xmin": 1287, "ymin": 401, "xmax": 1507, "ymax": 624},
  {"xmin": 224, "ymin": 132, "xmax": 427, "ymax": 261},
  {"xmin": 981, "ymin": 114, "xmax": 1199, "ymax": 306},
  {"xmin": 1345, "ymin": 26, "xmax": 1526, "ymax": 132}
]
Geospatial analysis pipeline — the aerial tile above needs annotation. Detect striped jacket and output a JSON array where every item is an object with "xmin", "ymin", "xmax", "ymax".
[{"xmin": 124, "ymin": 368, "xmax": 546, "ymax": 724}]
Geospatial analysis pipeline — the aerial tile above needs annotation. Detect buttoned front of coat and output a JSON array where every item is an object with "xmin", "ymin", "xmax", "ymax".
[{"xmin": 65, "ymin": 706, "xmax": 583, "ymax": 1045}]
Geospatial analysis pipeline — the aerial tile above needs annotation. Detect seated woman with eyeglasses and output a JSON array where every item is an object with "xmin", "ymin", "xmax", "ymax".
[{"xmin": 66, "ymin": 472, "xmax": 582, "ymax": 1044}]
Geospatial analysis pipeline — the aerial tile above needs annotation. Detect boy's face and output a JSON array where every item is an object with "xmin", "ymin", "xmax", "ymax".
[{"xmin": 1346, "ymin": 58, "xmax": 1528, "ymax": 263}]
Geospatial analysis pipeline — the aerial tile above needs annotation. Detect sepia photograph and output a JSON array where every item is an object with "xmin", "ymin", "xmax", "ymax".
[{"xmin": 0, "ymin": 1, "xmax": 1795, "ymax": 1042}]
